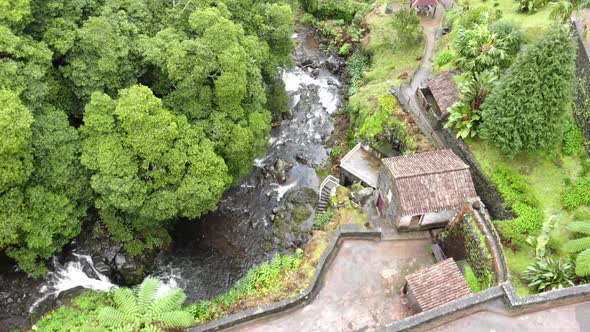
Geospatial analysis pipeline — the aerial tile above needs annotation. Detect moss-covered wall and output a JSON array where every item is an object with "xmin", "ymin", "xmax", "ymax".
[
  {"xmin": 438, "ymin": 212, "xmax": 495, "ymax": 289},
  {"xmin": 573, "ymin": 22, "xmax": 590, "ymax": 156}
]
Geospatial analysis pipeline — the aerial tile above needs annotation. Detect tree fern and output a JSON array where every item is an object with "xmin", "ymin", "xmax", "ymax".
[
  {"xmin": 159, "ymin": 311, "xmax": 194, "ymax": 327},
  {"xmin": 112, "ymin": 288, "xmax": 139, "ymax": 317},
  {"xmin": 97, "ymin": 278, "xmax": 194, "ymax": 331},
  {"xmin": 147, "ymin": 288, "xmax": 186, "ymax": 317},
  {"xmin": 575, "ymin": 248, "xmax": 590, "ymax": 277},
  {"xmin": 98, "ymin": 307, "xmax": 130, "ymax": 328},
  {"xmin": 137, "ymin": 278, "xmax": 159, "ymax": 309},
  {"xmin": 563, "ymin": 220, "xmax": 590, "ymax": 277},
  {"xmin": 567, "ymin": 221, "xmax": 590, "ymax": 235}
]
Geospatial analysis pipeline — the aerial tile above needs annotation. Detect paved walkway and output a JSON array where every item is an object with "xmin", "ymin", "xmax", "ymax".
[
  {"xmin": 431, "ymin": 300, "xmax": 590, "ymax": 331},
  {"xmin": 395, "ymin": 10, "xmax": 447, "ymax": 148},
  {"xmin": 226, "ymin": 239, "xmax": 435, "ymax": 332}
]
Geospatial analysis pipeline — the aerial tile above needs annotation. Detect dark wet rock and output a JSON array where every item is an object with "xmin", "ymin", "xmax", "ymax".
[
  {"xmin": 268, "ymin": 159, "xmax": 293, "ymax": 184},
  {"xmin": 32, "ymin": 287, "xmax": 89, "ymax": 320},
  {"xmin": 113, "ymin": 251, "xmax": 155, "ymax": 285},
  {"xmin": 324, "ymin": 55, "xmax": 345, "ymax": 74}
]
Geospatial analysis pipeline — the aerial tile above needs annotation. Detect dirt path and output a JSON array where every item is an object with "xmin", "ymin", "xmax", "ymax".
[{"xmin": 224, "ymin": 239, "xmax": 435, "ymax": 332}]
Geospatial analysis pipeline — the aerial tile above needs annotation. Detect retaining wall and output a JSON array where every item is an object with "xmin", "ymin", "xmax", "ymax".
[
  {"xmin": 190, "ymin": 224, "xmax": 381, "ymax": 332},
  {"xmin": 191, "ymin": 224, "xmax": 590, "ymax": 332},
  {"xmin": 437, "ymin": 128, "xmax": 514, "ymax": 220},
  {"xmin": 573, "ymin": 20, "xmax": 590, "ymax": 155}
]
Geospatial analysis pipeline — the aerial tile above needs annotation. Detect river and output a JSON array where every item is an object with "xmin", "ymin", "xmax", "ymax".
[{"xmin": 0, "ymin": 24, "xmax": 346, "ymax": 330}]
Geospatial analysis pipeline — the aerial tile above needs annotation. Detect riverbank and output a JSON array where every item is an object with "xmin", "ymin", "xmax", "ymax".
[{"xmin": 30, "ymin": 20, "xmax": 355, "ymax": 330}]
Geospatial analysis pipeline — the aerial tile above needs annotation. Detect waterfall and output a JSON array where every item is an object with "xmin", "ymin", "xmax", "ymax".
[{"xmin": 29, "ymin": 253, "xmax": 115, "ymax": 313}]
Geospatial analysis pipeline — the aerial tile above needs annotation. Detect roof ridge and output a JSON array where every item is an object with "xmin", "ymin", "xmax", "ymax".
[{"xmin": 392, "ymin": 166, "xmax": 470, "ymax": 179}]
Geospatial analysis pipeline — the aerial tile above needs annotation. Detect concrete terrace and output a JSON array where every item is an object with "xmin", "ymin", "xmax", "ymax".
[
  {"xmin": 225, "ymin": 239, "xmax": 436, "ymax": 332},
  {"xmin": 340, "ymin": 144, "xmax": 381, "ymax": 188}
]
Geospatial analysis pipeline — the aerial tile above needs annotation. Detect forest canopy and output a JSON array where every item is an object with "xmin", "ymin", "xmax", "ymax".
[{"xmin": 0, "ymin": 0, "xmax": 294, "ymax": 275}]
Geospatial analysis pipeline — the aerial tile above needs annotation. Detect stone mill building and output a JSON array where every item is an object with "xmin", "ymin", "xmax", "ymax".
[{"xmin": 375, "ymin": 149, "xmax": 477, "ymax": 230}]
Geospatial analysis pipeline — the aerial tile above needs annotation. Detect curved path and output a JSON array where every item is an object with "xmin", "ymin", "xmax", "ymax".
[
  {"xmin": 225, "ymin": 239, "xmax": 435, "ymax": 332},
  {"xmin": 430, "ymin": 301, "xmax": 590, "ymax": 331}
]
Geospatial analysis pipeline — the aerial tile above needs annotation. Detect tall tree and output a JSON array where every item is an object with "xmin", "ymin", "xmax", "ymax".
[
  {"xmin": 480, "ymin": 26, "xmax": 576, "ymax": 153},
  {"xmin": 0, "ymin": 92, "xmax": 89, "ymax": 276},
  {"xmin": 61, "ymin": 11, "xmax": 140, "ymax": 100},
  {"xmin": 80, "ymin": 85, "xmax": 231, "ymax": 254}
]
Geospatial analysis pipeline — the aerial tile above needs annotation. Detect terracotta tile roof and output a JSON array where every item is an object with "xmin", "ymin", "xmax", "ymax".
[
  {"xmin": 410, "ymin": 0, "xmax": 438, "ymax": 6},
  {"xmin": 382, "ymin": 150, "xmax": 477, "ymax": 216},
  {"xmin": 427, "ymin": 72, "xmax": 458, "ymax": 116},
  {"xmin": 405, "ymin": 258, "xmax": 472, "ymax": 311}
]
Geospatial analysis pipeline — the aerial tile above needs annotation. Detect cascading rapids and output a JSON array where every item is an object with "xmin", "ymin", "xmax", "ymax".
[{"xmin": 29, "ymin": 253, "xmax": 115, "ymax": 313}]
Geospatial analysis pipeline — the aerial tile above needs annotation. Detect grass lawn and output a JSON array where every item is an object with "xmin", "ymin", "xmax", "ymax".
[
  {"xmin": 471, "ymin": 0, "xmax": 553, "ymax": 40},
  {"xmin": 349, "ymin": 4, "xmax": 424, "ymax": 112},
  {"xmin": 468, "ymin": 137, "xmax": 589, "ymax": 295},
  {"xmin": 432, "ymin": 0, "xmax": 554, "ymax": 72}
]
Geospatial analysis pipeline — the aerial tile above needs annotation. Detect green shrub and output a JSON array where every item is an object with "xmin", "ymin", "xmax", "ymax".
[
  {"xmin": 491, "ymin": 166, "xmax": 544, "ymax": 246},
  {"xmin": 561, "ymin": 178, "xmax": 590, "ymax": 210},
  {"xmin": 34, "ymin": 292, "xmax": 111, "ymax": 331},
  {"xmin": 392, "ymin": 8, "xmax": 423, "ymax": 45},
  {"xmin": 435, "ymin": 50, "xmax": 455, "ymax": 68},
  {"xmin": 330, "ymin": 146, "xmax": 343, "ymax": 159},
  {"xmin": 339, "ymin": 43, "xmax": 351, "ymax": 56},
  {"xmin": 347, "ymin": 51, "xmax": 369, "ymax": 95},
  {"xmin": 523, "ymin": 257, "xmax": 578, "ymax": 292},
  {"xmin": 314, "ymin": 210, "xmax": 334, "ymax": 229},
  {"xmin": 314, "ymin": 0, "xmax": 370, "ymax": 23},
  {"xmin": 464, "ymin": 265, "xmax": 482, "ymax": 292},
  {"xmin": 188, "ymin": 252, "xmax": 303, "ymax": 322},
  {"xmin": 300, "ymin": 13, "xmax": 317, "ymax": 25},
  {"xmin": 562, "ymin": 119, "xmax": 586, "ymax": 156}
]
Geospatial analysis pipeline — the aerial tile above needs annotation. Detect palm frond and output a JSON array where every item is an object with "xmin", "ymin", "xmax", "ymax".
[
  {"xmin": 138, "ymin": 278, "xmax": 160, "ymax": 309},
  {"xmin": 146, "ymin": 288, "xmax": 186, "ymax": 317},
  {"xmin": 159, "ymin": 311, "xmax": 195, "ymax": 327},
  {"xmin": 576, "ymin": 248, "xmax": 590, "ymax": 277},
  {"xmin": 563, "ymin": 236, "xmax": 590, "ymax": 253},
  {"xmin": 113, "ymin": 288, "xmax": 140, "ymax": 318},
  {"xmin": 97, "ymin": 307, "xmax": 128, "ymax": 328},
  {"xmin": 567, "ymin": 221, "xmax": 590, "ymax": 235}
]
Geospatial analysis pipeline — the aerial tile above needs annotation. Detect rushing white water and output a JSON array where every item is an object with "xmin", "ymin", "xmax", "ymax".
[
  {"xmin": 29, "ymin": 253, "xmax": 115, "ymax": 313},
  {"xmin": 29, "ymin": 253, "xmax": 185, "ymax": 313},
  {"xmin": 282, "ymin": 67, "xmax": 341, "ymax": 114}
]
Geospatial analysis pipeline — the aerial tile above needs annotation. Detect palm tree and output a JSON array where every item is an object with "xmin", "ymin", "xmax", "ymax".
[
  {"xmin": 98, "ymin": 278, "xmax": 194, "ymax": 331},
  {"xmin": 563, "ymin": 220, "xmax": 590, "ymax": 277}
]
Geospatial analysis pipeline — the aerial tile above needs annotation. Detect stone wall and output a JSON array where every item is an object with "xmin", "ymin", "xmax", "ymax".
[
  {"xmin": 438, "ymin": 211, "xmax": 495, "ymax": 287},
  {"xmin": 573, "ymin": 21, "xmax": 590, "ymax": 156},
  {"xmin": 437, "ymin": 128, "xmax": 514, "ymax": 220},
  {"xmin": 438, "ymin": 199, "xmax": 508, "ymax": 287}
]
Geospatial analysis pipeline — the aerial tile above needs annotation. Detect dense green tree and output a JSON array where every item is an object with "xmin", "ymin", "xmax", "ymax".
[
  {"xmin": 0, "ymin": 0, "xmax": 31, "ymax": 29},
  {"xmin": 0, "ymin": 25, "xmax": 52, "ymax": 106},
  {"xmin": 140, "ymin": 5, "xmax": 276, "ymax": 181},
  {"xmin": 1, "ymin": 0, "xmax": 294, "ymax": 273},
  {"xmin": 80, "ymin": 85, "xmax": 231, "ymax": 254},
  {"xmin": 0, "ymin": 92, "xmax": 88, "ymax": 276},
  {"xmin": 392, "ymin": 8, "xmax": 422, "ymax": 45},
  {"xmin": 480, "ymin": 26, "xmax": 576, "ymax": 153},
  {"xmin": 0, "ymin": 90, "xmax": 33, "ymax": 193},
  {"xmin": 61, "ymin": 11, "xmax": 140, "ymax": 100}
]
